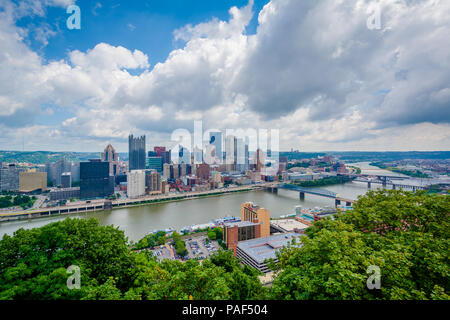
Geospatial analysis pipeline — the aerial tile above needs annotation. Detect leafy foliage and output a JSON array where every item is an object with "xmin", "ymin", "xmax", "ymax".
[
  {"xmin": 0, "ymin": 219, "xmax": 265, "ymax": 300},
  {"xmin": 270, "ymin": 190, "xmax": 450, "ymax": 300}
]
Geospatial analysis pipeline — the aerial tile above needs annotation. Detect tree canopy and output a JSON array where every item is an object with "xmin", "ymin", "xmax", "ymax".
[
  {"xmin": 0, "ymin": 218, "xmax": 265, "ymax": 300},
  {"xmin": 270, "ymin": 190, "xmax": 449, "ymax": 300}
]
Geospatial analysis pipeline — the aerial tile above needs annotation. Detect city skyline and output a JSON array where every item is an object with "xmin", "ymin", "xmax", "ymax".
[{"xmin": 0, "ymin": 0, "xmax": 449, "ymax": 152}]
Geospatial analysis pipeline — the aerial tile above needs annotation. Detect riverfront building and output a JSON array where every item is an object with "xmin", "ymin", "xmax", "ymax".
[
  {"xmin": 236, "ymin": 233, "xmax": 301, "ymax": 273},
  {"xmin": 127, "ymin": 170, "xmax": 146, "ymax": 198},
  {"xmin": 241, "ymin": 202, "xmax": 271, "ymax": 238},
  {"xmin": 0, "ymin": 164, "xmax": 23, "ymax": 192},
  {"xmin": 146, "ymin": 170, "xmax": 162, "ymax": 194},
  {"xmin": 19, "ymin": 171, "xmax": 47, "ymax": 193},
  {"xmin": 49, "ymin": 187, "xmax": 80, "ymax": 201},
  {"xmin": 80, "ymin": 160, "xmax": 114, "ymax": 199},
  {"xmin": 223, "ymin": 220, "xmax": 261, "ymax": 254}
]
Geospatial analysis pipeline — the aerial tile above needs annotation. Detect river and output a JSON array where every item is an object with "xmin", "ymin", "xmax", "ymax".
[{"xmin": 0, "ymin": 177, "xmax": 385, "ymax": 242}]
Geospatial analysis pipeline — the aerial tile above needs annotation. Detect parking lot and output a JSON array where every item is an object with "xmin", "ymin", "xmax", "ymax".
[
  {"xmin": 151, "ymin": 245, "xmax": 174, "ymax": 262},
  {"xmin": 185, "ymin": 236, "xmax": 218, "ymax": 260}
]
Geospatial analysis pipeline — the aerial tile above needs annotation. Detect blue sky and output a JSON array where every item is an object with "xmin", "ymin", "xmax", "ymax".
[{"xmin": 16, "ymin": 0, "xmax": 269, "ymax": 66}]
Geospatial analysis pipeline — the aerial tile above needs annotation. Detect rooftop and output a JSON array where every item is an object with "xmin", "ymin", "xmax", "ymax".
[
  {"xmin": 237, "ymin": 233, "xmax": 302, "ymax": 264},
  {"xmin": 271, "ymin": 219, "xmax": 309, "ymax": 232},
  {"xmin": 224, "ymin": 220, "xmax": 259, "ymax": 228}
]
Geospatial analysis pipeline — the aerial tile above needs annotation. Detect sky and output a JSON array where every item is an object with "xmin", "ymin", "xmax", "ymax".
[{"xmin": 0, "ymin": 0, "xmax": 449, "ymax": 153}]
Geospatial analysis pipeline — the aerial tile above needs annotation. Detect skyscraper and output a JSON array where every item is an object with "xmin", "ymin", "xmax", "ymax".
[
  {"xmin": 46, "ymin": 158, "xmax": 71, "ymax": 186},
  {"xmin": 80, "ymin": 160, "xmax": 114, "ymax": 199},
  {"xmin": 128, "ymin": 134, "xmax": 146, "ymax": 171},
  {"xmin": 127, "ymin": 170, "xmax": 146, "ymax": 199},
  {"xmin": 101, "ymin": 144, "xmax": 119, "ymax": 176},
  {"xmin": 146, "ymin": 156, "xmax": 163, "ymax": 173},
  {"xmin": 209, "ymin": 131, "xmax": 223, "ymax": 163},
  {"xmin": 178, "ymin": 145, "xmax": 191, "ymax": 164}
]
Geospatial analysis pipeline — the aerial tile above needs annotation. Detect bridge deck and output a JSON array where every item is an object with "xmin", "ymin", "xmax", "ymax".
[{"xmin": 278, "ymin": 184, "xmax": 337, "ymax": 198}]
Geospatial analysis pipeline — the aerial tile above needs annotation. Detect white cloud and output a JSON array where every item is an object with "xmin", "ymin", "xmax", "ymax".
[{"xmin": 0, "ymin": 0, "xmax": 449, "ymax": 152}]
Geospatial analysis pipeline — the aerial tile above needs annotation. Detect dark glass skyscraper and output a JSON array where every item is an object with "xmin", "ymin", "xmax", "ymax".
[
  {"xmin": 128, "ymin": 134, "xmax": 146, "ymax": 171},
  {"xmin": 80, "ymin": 160, "xmax": 114, "ymax": 199}
]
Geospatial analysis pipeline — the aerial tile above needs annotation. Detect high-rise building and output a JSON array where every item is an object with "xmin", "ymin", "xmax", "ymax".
[
  {"xmin": 0, "ymin": 164, "xmax": 22, "ymax": 192},
  {"xmin": 163, "ymin": 163, "xmax": 172, "ymax": 180},
  {"xmin": 225, "ymin": 135, "xmax": 237, "ymax": 171},
  {"xmin": 161, "ymin": 151, "xmax": 171, "ymax": 165},
  {"xmin": 179, "ymin": 163, "xmax": 187, "ymax": 177},
  {"xmin": 209, "ymin": 131, "xmax": 223, "ymax": 163},
  {"xmin": 128, "ymin": 134, "xmax": 146, "ymax": 171},
  {"xmin": 172, "ymin": 165, "xmax": 179, "ymax": 179},
  {"xmin": 197, "ymin": 163, "xmax": 210, "ymax": 180},
  {"xmin": 235, "ymin": 138, "xmax": 247, "ymax": 172},
  {"xmin": 71, "ymin": 162, "xmax": 80, "ymax": 183},
  {"xmin": 241, "ymin": 202, "xmax": 271, "ymax": 238},
  {"xmin": 154, "ymin": 146, "xmax": 166, "ymax": 157},
  {"xmin": 127, "ymin": 170, "xmax": 146, "ymax": 199},
  {"xmin": 146, "ymin": 170, "xmax": 161, "ymax": 194},
  {"xmin": 101, "ymin": 144, "xmax": 119, "ymax": 176},
  {"xmin": 146, "ymin": 157, "xmax": 163, "ymax": 173},
  {"xmin": 46, "ymin": 158, "xmax": 71, "ymax": 186},
  {"xmin": 19, "ymin": 171, "xmax": 47, "ymax": 193},
  {"xmin": 178, "ymin": 145, "xmax": 191, "ymax": 164},
  {"xmin": 61, "ymin": 172, "xmax": 72, "ymax": 188},
  {"xmin": 256, "ymin": 148, "xmax": 265, "ymax": 172},
  {"xmin": 80, "ymin": 160, "xmax": 114, "ymax": 199},
  {"xmin": 223, "ymin": 221, "xmax": 261, "ymax": 255}
]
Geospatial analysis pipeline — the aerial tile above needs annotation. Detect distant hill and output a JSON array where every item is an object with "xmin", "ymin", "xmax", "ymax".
[
  {"xmin": 281, "ymin": 151, "xmax": 450, "ymax": 162},
  {"xmin": 0, "ymin": 151, "xmax": 128, "ymax": 164}
]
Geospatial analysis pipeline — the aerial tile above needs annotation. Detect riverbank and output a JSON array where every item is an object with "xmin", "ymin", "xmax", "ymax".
[{"xmin": 0, "ymin": 186, "xmax": 255, "ymax": 223}]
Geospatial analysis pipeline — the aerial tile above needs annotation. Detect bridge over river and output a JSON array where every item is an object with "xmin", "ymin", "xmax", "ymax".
[{"xmin": 266, "ymin": 183, "xmax": 355, "ymax": 207}]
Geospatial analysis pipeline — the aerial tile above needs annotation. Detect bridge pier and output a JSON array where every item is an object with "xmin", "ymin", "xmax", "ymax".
[
  {"xmin": 412, "ymin": 186, "xmax": 416, "ymax": 193},
  {"xmin": 299, "ymin": 192, "xmax": 305, "ymax": 200},
  {"xmin": 392, "ymin": 184, "xmax": 396, "ymax": 190},
  {"xmin": 367, "ymin": 181, "xmax": 371, "ymax": 188}
]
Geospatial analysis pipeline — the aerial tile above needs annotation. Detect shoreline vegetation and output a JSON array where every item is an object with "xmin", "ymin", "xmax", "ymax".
[
  {"xmin": 369, "ymin": 162, "xmax": 431, "ymax": 178},
  {"xmin": 292, "ymin": 176, "xmax": 353, "ymax": 187}
]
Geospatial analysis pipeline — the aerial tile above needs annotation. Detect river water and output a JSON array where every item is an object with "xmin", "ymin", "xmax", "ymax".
[{"xmin": 0, "ymin": 162, "xmax": 394, "ymax": 242}]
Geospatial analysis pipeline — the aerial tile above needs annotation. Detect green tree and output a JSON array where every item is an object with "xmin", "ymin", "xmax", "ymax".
[
  {"xmin": 0, "ymin": 218, "xmax": 134, "ymax": 299},
  {"xmin": 270, "ymin": 190, "xmax": 450, "ymax": 300}
]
